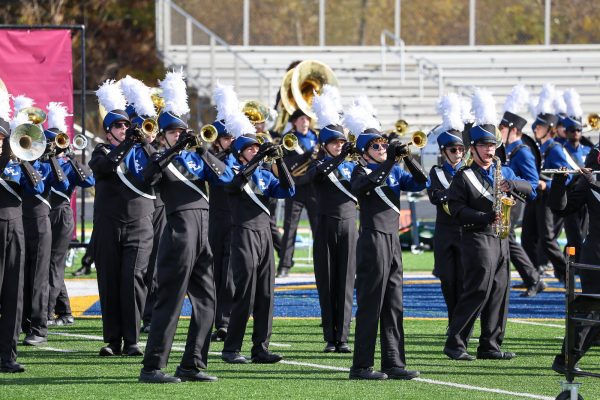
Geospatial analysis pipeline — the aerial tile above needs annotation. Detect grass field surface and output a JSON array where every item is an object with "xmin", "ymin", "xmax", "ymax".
[{"xmin": 2, "ymin": 318, "xmax": 599, "ymax": 399}]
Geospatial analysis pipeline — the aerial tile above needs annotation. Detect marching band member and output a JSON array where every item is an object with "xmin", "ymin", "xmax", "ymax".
[
  {"xmin": 0, "ymin": 93, "xmax": 44, "ymax": 372},
  {"xmin": 277, "ymin": 109, "xmax": 319, "ymax": 278},
  {"xmin": 521, "ymin": 84, "xmax": 569, "ymax": 284},
  {"xmin": 549, "ymin": 158, "xmax": 600, "ymax": 373},
  {"xmin": 17, "ymin": 95, "xmax": 70, "ymax": 346},
  {"xmin": 208, "ymin": 84, "xmax": 237, "ymax": 342},
  {"xmin": 120, "ymin": 76, "xmax": 163, "ymax": 334},
  {"xmin": 221, "ymin": 97, "xmax": 295, "ymax": 365},
  {"xmin": 307, "ymin": 87, "xmax": 357, "ymax": 353},
  {"xmin": 89, "ymin": 80, "xmax": 155, "ymax": 357},
  {"xmin": 139, "ymin": 72, "xmax": 233, "ymax": 383},
  {"xmin": 560, "ymin": 89, "xmax": 591, "ymax": 262},
  {"xmin": 427, "ymin": 93, "xmax": 465, "ymax": 325},
  {"xmin": 444, "ymin": 89, "xmax": 532, "ymax": 361},
  {"xmin": 499, "ymin": 85, "xmax": 545, "ymax": 297},
  {"xmin": 46, "ymin": 102, "xmax": 95, "ymax": 327},
  {"xmin": 346, "ymin": 102, "xmax": 426, "ymax": 380}
]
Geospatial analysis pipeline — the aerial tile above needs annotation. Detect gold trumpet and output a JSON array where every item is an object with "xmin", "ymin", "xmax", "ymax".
[
  {"xmin": 141, "ymin": 118, "xmax": 158, "ymax": 137},
  {"xmin": 199, "ymin": 124, "xmax": 218, "ymax": 143},
  {"xmin": 406, "ymin": 131, "xmax": 427, "ymax": 149},
  {"xmin": 256, "ymin": 132, "xmax": 274, "ymax": 144},
  {"xmin": 54, "ymin": 132, "xmax": 70, "ymax": 149},
  {"xmin": 588, "ymin": 113, "xmax": 599, "ymax": 130}
]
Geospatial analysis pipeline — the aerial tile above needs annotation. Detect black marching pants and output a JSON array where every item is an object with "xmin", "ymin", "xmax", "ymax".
[
  {"xmin": 208, "ymin": 210, "xmax": 233, "ymax": 330},
  {"xmin": 48, "ymin": 205, "xmax": 74, "ymax": 317},
  {"xmin": 278, "ymin": 185, "xmax": 319, "ymax": 270},
  {"xmin": 143, "ymin": 209, "xmax": 215, "ymax": 370},
  {"xmin": 352, "ymin": 230, "xmax": 406, "ymax": 370},
  {"xmin": 563, "ymin": 206, "xmax": 589, "ymax": 263},
  {"xmin": 223, "ymin": 226, "xmax": 275, "ymax": 357},
  {"xmin": 445, "ymin": 232, "xmax": 510, "ymax": 353},
  {"xmin": 142, "ymin": 205, "xmax": 166, "ymax": 326},
  {"xmin": 432, "ymin": 223, "xmax": 463, "ymax": 324},
  {"xmin": 521, "ymin": 192, "xmax": 566, "ymax": 277},
  {"xmin": 22, "ymin": 215, "xmax": 52, "ymax": 337},
  {"xmin": 94, "ymin": 214, "xmax": 152, "ymax": 347},
  {"xmin": 508, "ymin": 201, "xmax": 540, "ymax": 286},
  {"xmin": 0, "ymin": 218, "xmax": 25, "ymax": 362},
  {"xmin": 313, "ymin": 214, "xmax": 356, "ymax": 344},
  {"xmin": 269, "ymin": 198, "xmax": 282, "ymax": 257}
]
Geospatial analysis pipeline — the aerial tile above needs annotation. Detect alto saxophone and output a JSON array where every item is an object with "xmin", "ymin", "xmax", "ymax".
[{"xmin": 492, "ymin": 156, "xmax": 516, "ymax": 239}]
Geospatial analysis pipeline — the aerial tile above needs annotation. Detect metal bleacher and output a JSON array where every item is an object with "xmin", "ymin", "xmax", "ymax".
[{"xmin": 156, "ymin": 0, "xmax": 600, "ymax": 132}]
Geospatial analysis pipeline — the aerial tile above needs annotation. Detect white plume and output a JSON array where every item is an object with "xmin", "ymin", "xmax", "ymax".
[
  {"xmin": 159, "ymin": 69, "xmax": 190, "ymax": 116},
  {"xmin": 10, "ymin": 112, "xmax": 29, "ymax": 131},
  {"xmin": 536, "ymin": 84, "xmax": 555, "ymax": 115},
  {"xmin": 503, "ymin": 84, "xmax": 529, "ymax": 114},
  {"xmin": 213, "ymin": 82, "xmax": 239, "ymax": 121},
  {"xmin": 352, "ymin": 95, "xmax": 377, "ymax": 117},
  {"xmin": 436, "ymin": 93, "xmax": 464, "ymax": 132},
  {"xmin": 553, "ymin": 90, "xmax": 567, "ymax": 115},
  {"xmin": 342, "ymin": 104, "xmax": 381, "ymax": 135},
  {"xmin": 312, "ymin": 87, "xmax": 342, "ymax": 129},
  {"xmin": 563, "ymin": 88, "xmax": 583, "ymax": 118},
  {"xmin": 0, "ymin": 89, "xmax": 10, "ymax": 122},
  {"xmin": 120, "ymin": 75, "xmax": 156, "ymax": 117},
  {"xmin": 225, "ymin": 110, "xmax": 256, "ymax": 138},
  {"xmin": 471, "ymin": 88, "xmax": 497, "ymax": 126},
  {"xmin": 46, "ymin": 102, "xmax": 70, "ymax": 133},
  {"xmin": 321, "ymin": 85, "xmax": 343, "ymax": 113},
  {"xmin": 96, "ymin": 79, "xmax": 126, "ymax": 112},
  {"xmin": 12, "ymin": 95, "xmax": 34, "ymax": 113},
  {"xmin": 528, "ymin": 96, "xmax": 539, "ymax": 118},
  {"xmin": 460, "ymin": 95, "xmax": 473, "ymax": 122}
]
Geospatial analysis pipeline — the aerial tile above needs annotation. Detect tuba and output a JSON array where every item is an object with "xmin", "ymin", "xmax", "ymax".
[{"xmin": 492, "ymin": 156, "xmax": 515, "ymax": 239}]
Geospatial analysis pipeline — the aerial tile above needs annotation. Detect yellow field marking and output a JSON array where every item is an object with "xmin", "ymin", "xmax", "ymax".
[{"xmin": 70, "ymin": 295, "xmax": 101, "ymax": 317}]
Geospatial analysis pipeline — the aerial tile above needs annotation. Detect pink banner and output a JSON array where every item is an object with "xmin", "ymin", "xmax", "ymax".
[{"xmin": 0, "ymin": 29, "xmax": 78, "ymax": 237}]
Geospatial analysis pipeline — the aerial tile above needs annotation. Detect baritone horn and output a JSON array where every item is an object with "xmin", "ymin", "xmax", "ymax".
[
  {"xmin": 199, "ymin": 124, "xmax": 218, "ymax": 143},
  {"xmin": 72, "ymin": 134, "xmax": 88, "ymax": 150},
  {"xmin": 9, "ymin": 123, "xmax": 46, "ymax": 161}
]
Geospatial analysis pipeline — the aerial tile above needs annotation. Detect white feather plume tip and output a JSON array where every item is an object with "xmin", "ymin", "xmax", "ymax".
[
  {"xmin": 120, "ymin": 75, "xmax": 156, "ymax": 117},
  {"xmin": 96, "ymin": 79, "xmax": 126, "ymax": 112},
  {"xmin": 563, "ymin": 88, "xmax": 582, "ymax": 118},
  {"xmin": 10, "ymin": 112, "xmax": 30, "ymax": 131},
  {"xmin": 321, "ymin": 85, "xmax": 343, "ymax": 113},
  {"xmin": 553, "ymin": 90, "xmax": 567, "ymax": 115},
  {"xmin": 225, "ymin": 110, "xmax": 256, "ymax": 138},
  {"xmin": 213, "ymin": 83, "xmax": 239, "ymax": 121},
  {"xmin": 12, "ymin": 95, "xmax": 34, "ymax": 113},
  {"xmin": 460, "ymin": 96, "xmax": 473, "ymax": 122},
  {"xmin": 159, "ymin": 70, "xmax": 190, "ymax": 116},
  {"xmin": 503, "ymin": 84, "xmax": 529, "ymax": 114},
  {"xmin": 312, "ymin": 86, "xmax": 341, "ymax": 129},
  {"xmin": 0, "ymin": 90, "xmax": 11, "ymax": 122},
  {"xmin": 471, "ymin": 88, "xmax": 497, "ymax": 126},
  {"xmin": 342, "ymin": 104, "xmax": 381, "ymax": 135},
  {"xmin": 436, "ymin": 93, "xmax": 464, "ymax": 132},
  {"xmin": 536, "ymin": 84, "xmax": 555, "ymax": 115},
  {"xmin": 46, "ymin": 102, "xmax": 70, "ymax": 133},
  {"xmin": 352, "ymin": 95, "xmax": 377, "ymax": 117}
]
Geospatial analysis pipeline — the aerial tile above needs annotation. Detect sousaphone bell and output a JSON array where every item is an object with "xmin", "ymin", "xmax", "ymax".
[{"xmin": 9, "ymin": 123, "xmax": 46, "ymax": 161}]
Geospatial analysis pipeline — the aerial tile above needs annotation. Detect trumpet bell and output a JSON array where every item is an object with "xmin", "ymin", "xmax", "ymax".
[
  {"xmin": 150, "ymin": 88, "xmax": 165, "ymax": 114},
  {"xmin": 141, "ymin": 118, "xmax": 158, "ymax": 137},
  {"xmin": 290, "ymin": 60, "xmax": 339, "ymax": 120},
  {"xmin": 256, "ymin": 132, "xmax": 273, "ymax": 144},
  {"xmin": 200, "ymin": 124, "xmax": 218, "ymax": 143},
  {"xmin": 55, "ymin": 132, "xmax": 70, "ymax": 149},
  {"xmin": 588, "ymin": 113, "xmax": 599, "ymax": 130},
  {"xmin": 410, "ymin": 131, "xmax": 427, "ymax": 149},
  {"xmin": 10, "ymin": 123, "xmax": 46, "ymax": 161},
  {"xmin": 281, "ymin": 133, "xmax": 298, "ymax": 151},
  {"xmin": 242, "ymin": 100, "xmax": 269, "ymax": 125},
  {"xmin": 395, "ymin": 119, "xmax": 409, "ymax": 136},
  {"xmin": 72, "ymin": 134, "xmax": 88, "ymax": 150},
  {"xmin": 19, "ymin": 107, "xmax": 47, "ymax": 125}
]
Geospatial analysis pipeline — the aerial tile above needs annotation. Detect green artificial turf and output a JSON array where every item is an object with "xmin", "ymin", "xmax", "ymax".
[{"xmin": 2, "ymin": 318, "xmax": 598, "ymax": 399}]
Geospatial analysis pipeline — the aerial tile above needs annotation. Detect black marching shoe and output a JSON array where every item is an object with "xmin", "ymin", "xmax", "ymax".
[
  {"xmin": 55, "ymin": 314, "xmax": 75, "ymax": 326},
  {"xmin": 521, "ymin": 280, "xmax": 547, "ymax": 298},
  {"xmin": 276, "ymin": 267, "xmax": 289, "ymax": 278},
  {"xmin": 141, "ymin": 324, "xmax": 151, "ymax": 334},
  {"xmin": 221, "ymin": 352, "xmax": 249, "ymax": 364},
  {"xmin": 382, "ymin": 367, "xmax": 420, "ymax": 380},
  {"xmin": 47, "ymin": 317, "xmax": 56, "ymax": 327},
  {"xmin": 477, "ymin": 350, "xmax": 515, "ymax": 360},
  {"xmin": 336, "ymin": 342, "xmax": 352, "ymax": 353},
  {"xmin": 99, "ymin": 344, "xmax": 122, "ymax": 357},
  {"xmin": 323, "ymin": 342, "xmax": 336, "ymax": 353},
  {"xmin": 216, "ymin": 327, "xmax": 227, "ymax": 341},
  {"xmin": 72, "ymin": 263, "xmax": 92, "ymax": 277},
  {"xmin": 123, "ymin": 344, "xmax": 144, "ymax": 356},
  {"xmin": 251, "ymin": 350, "xmax": 283, "ymax": 364},
  {"xmin": 139, "ymin": 368, "xmax": 181, "ymax": 384},
  {"xmin": 349, "ymin": 367, "xmax": 388, "ymax": 380},
  {"xmin": 175, "ymin": 366, "xmax": 218, "ymax": 382},
  {"xmin": 443, "ymin": 347, "xmax": 475, "ymax": 361},
  {"xmin": 23, "ymin": 334, "xmax": 47, "ymax": 346},
  {"xmin": 0, "ymin": 360, "xmax": 25, "ymax": 373},
  {"xmin": 551, "ymin": 355, "xmax": 582, "ymax": 375}
]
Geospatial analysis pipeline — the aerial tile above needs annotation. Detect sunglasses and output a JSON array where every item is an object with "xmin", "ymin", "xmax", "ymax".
[
  {"xmin": 112, "ymin": 122, "xmax": 130, "ymax": 129},
  {"xmin": 447, "ymin": 147, "xmax": 465, "ymax": 154},
  {"xmin": 371, "ymin": 142, "xmax": 388, "ymax": 150}
]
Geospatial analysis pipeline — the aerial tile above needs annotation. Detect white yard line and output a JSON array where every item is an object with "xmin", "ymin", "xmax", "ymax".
[
  {"xmin": 38, "ymin": 346, "xmax": 77, "ymax": 353},
  {"xmin": 50, "ymin": 331, "xmax": 553, "ymax": 400},
  {"xmin": 509, "ymin": 319, "xmax": 563, "ymax": 328}
]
